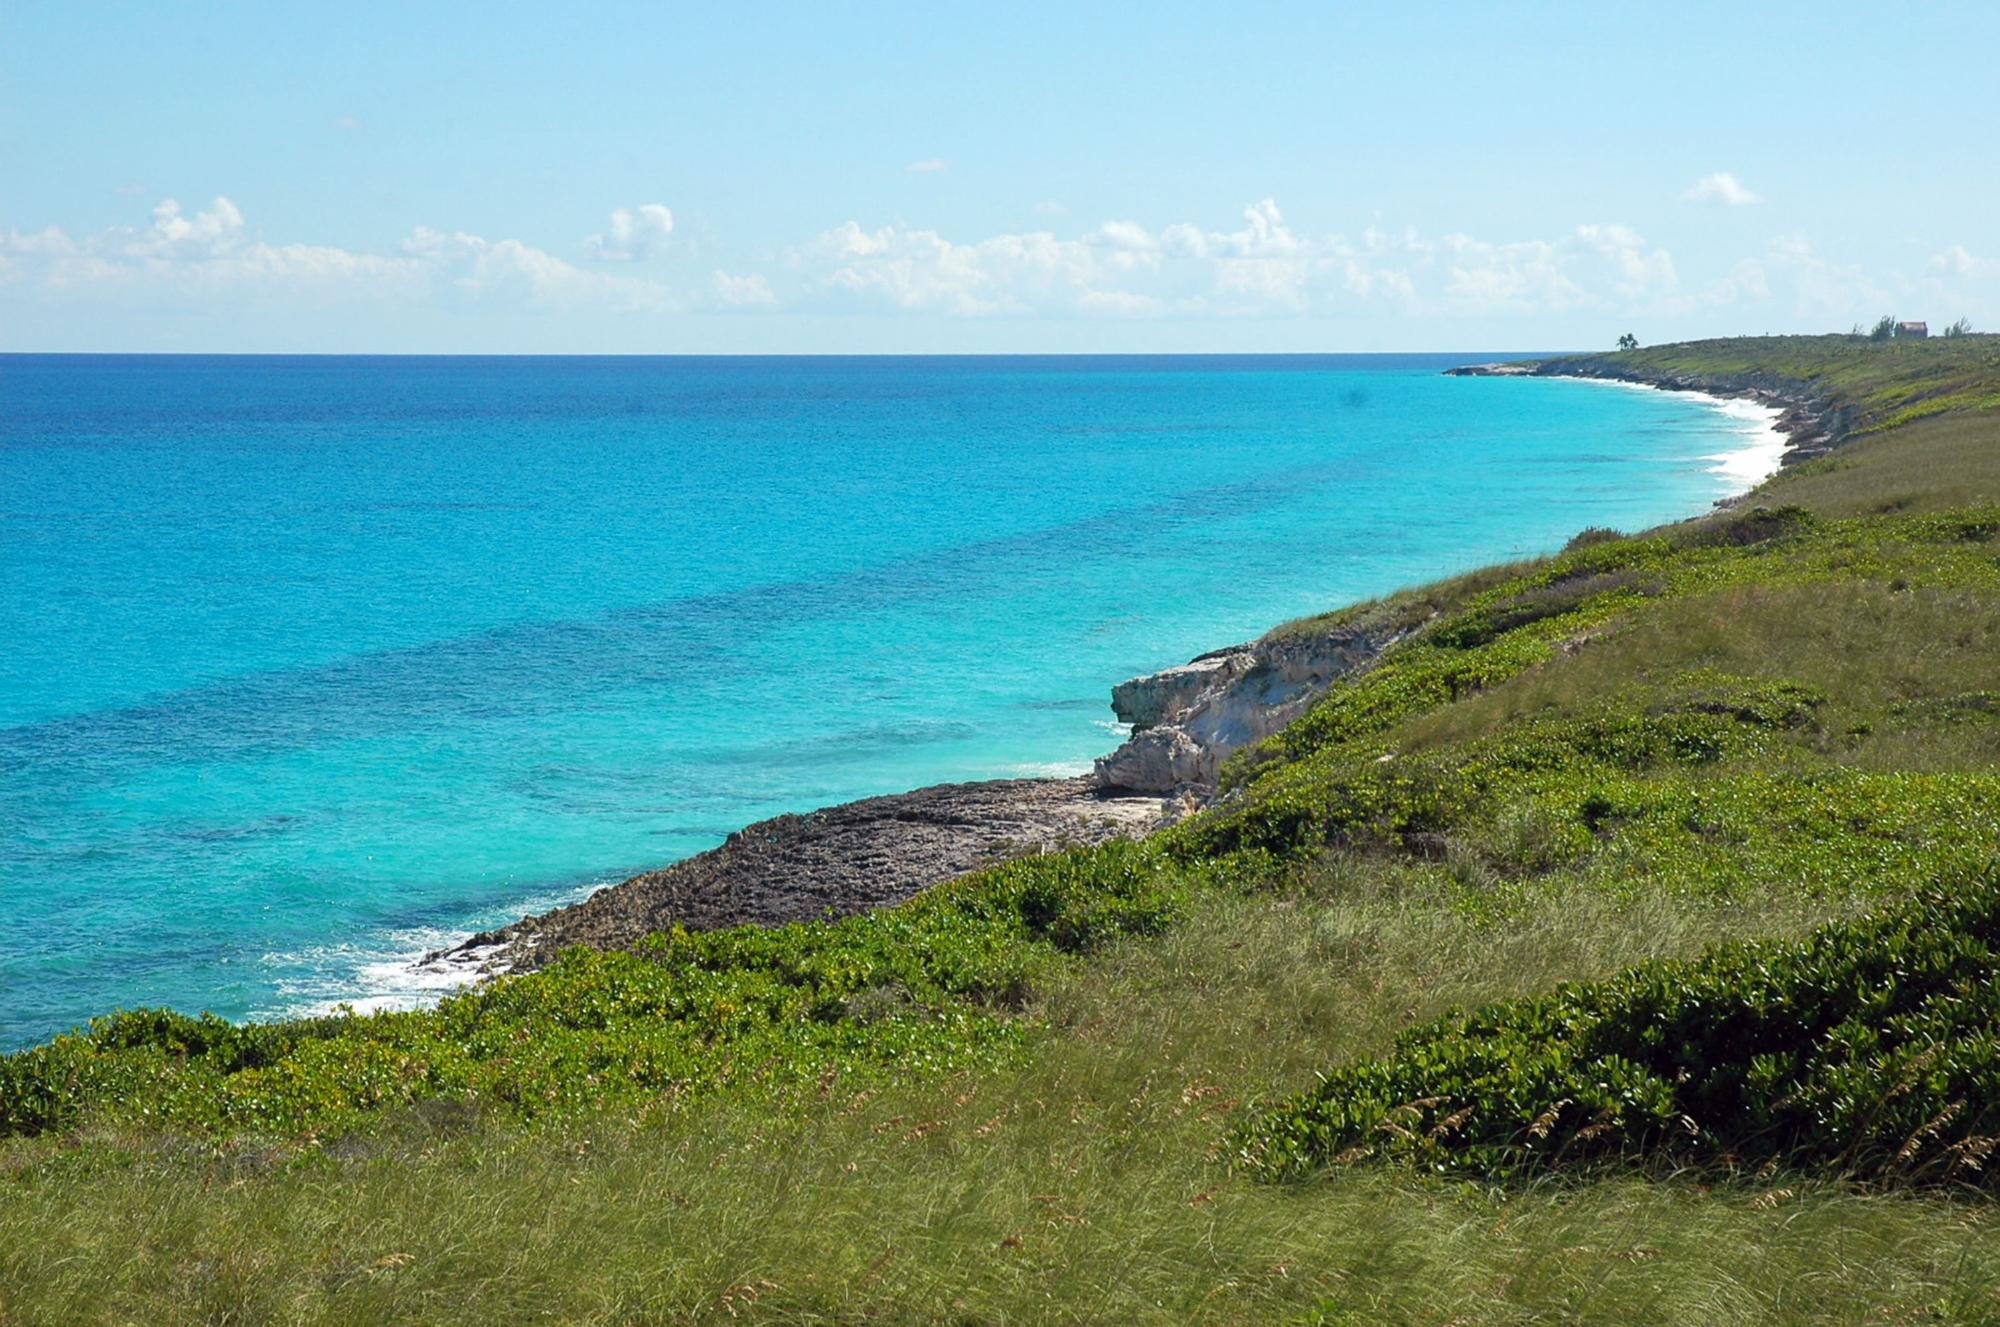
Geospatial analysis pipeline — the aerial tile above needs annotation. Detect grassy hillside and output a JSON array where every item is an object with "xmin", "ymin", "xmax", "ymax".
[
  {"xmin": 1569, "ymin": 333, "xmax": 2000, "ymax": 432},
  {"xmin": 7, "ymin": 336, "xmax": 2000, "ymax": 1324}
]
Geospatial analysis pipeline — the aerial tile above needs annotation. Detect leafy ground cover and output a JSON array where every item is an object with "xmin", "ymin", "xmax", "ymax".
[
  {"xmin": 1240, "ymin": 871, "xmax": 2000, "ymax": 1185},
  {"xmin": 7, "ymin": 335, "xmax": 2000, "ymax": 1322}
]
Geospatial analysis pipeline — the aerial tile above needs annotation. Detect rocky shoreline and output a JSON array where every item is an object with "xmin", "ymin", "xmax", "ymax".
[
  {"xmin": 430, "ymin": 616, "xmax": 1408, "ymax": 977},
  {"xmin": 1444, "ymin": 355, "xmax": 1858, "ymax": 465},
  {"xmin": 429, "ymin": 356, "xmax": 1852, "ymax": 982},
  {"xmin": 433, "ymin": 777, "xmax": 1174, "ymax": 975}
]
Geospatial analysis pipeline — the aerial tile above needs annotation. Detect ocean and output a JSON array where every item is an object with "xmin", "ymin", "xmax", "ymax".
[{"xmin": 0, "ymin": 354, "xmax": 1781, "ymax": 1049}]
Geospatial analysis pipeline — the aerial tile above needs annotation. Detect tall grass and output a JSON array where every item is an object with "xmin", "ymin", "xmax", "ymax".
[
  {"xmin": 4, "ymin": 880, "xmax": 1978, "ymax": 1324},
  {"xmin": 9, "ymin": 335, "xmax": 2000, "ymax": 1322}
]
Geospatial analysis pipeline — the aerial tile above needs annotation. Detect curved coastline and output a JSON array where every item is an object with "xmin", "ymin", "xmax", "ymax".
[
  {"xmin": 1557, "ymin": 376, "xmax": 1789, "ymax": 489},
  {"xmin": 402, "ymin": 363, "xmax": 1847, "ymax": 995},
  {"xmin": 1444, "ymin": 353, "xmax": 1857, "ymax": 468}
]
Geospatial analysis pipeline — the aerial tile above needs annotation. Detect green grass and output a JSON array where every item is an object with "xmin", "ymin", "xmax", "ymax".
[
  {"xmin": 1240, "ymin": 871, "xmax": 2000, "ymax": 1185},
  {"xmin": 5, "ymin": 884, "xmax": 1984, "ymax": 1324},
  {"xmin": 1566, "ymin": 332, "xmax": 2000, "ymax": 434},
  {"xmin": 8, "ymin": 334, "xmax": 2000, "ymax": 1322},
  {"xmin": 1760, "ymin": 406, "xmax": 2000, "ymax": 518}
]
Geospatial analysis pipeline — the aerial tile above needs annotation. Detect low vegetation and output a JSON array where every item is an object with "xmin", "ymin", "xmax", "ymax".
[
  {"xmin": 1595, "ymin": 330, "xmax": 2000, "ymax": 434},
  {"xmin": 7, "ymin": 335, "xmax": 2000, "ymax": 1322},
  {"xmin": 1242, "ymin": 871, "xmax": 2000, "ymax": 1185},
  {"xmin": 0, "ymin": 840, "xmax": 1195, "ymax": 1138}
]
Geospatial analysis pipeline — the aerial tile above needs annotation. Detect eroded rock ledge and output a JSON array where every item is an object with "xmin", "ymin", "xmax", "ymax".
[
  {"xmin": 430, "ymin": 618, "xmax": 1407, "ymax": 977},
  {"xmin": 432, "ymin": 777, "xmax": 1172, "ymax": 975},
  {"xmin": 425, "ymin": 356, "xmax": 1850, "ymax": 983},
  {"xmin": 1091, "ymin": 621, "xmax": 1408, "ymax": 795}
]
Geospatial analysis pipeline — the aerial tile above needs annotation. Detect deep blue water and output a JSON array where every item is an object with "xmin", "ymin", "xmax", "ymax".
[{"xmin": 0, "ymin": 354, "xmax": 1778, "ymax": 1049}]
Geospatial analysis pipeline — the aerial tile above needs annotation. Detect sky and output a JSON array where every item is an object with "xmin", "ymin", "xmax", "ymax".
[{"xmin": 3, "ymin": 0, "xmax": 1997, "ymax": 354}]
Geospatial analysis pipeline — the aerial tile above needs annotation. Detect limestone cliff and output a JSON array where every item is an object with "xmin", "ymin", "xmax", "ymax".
[{"xmin": 1093, "ymin": 621, "xmax": 1409, "ymax": 796}]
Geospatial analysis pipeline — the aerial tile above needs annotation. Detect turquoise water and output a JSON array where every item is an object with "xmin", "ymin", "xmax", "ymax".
[{"xmin": 0, "ymin": 355, "xmax": 1776, "ymax": 1048}]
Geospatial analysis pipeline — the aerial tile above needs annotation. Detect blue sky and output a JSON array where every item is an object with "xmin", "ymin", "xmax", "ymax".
[{"xmin": 3, "ymin": 0, "xmax": 1996, "ymax": 352}]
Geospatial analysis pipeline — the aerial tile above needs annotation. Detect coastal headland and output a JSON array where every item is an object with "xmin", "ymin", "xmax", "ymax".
[
  {"xmin": 13, "ymin": 332, "xmax": 2000, "ymax": 1322},
  {"xmin": 437, "ymin": 344, "xmax": 1852, "ymax": 977},
  {"xmin": 1445, "ymin": 352, "xmax": 1857, "ymax": 463}
]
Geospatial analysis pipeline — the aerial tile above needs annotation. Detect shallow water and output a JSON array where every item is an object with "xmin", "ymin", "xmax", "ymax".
[{"xmin": 0, "ymin": 354, "xmax": 1779, "ymax": 1047}]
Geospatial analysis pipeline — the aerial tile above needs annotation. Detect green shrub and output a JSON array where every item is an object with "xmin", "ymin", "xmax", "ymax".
[
  {"xmin": 1239, "ymin": 871, "xmax": 2000, "ymax": 1186},
  {"xmin": 1175, "ymin": 674, "xmax": 1825, "ymax": 865},
  {"xmin": 1680, "ymin": 504, "xmax": 1820, "ymax": 549},
  {"xmin": 1562, "ymin": 526, "xmax": 1625, "ymax": 552},
  {"xmin": 0, "ymin": 840, "xmax": 1196, "ymax": 1139}
]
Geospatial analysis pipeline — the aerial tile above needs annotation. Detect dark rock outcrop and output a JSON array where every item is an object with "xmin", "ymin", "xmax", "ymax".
[
  {"xmin": 423, "ymin": 355, "xmax": 1794, "ymax": 983},
  {"xmin": 428, "ymin": 776, "xmax": 1170, "ymax": 975}
]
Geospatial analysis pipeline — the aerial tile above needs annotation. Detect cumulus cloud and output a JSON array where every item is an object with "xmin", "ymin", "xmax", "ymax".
[
  {"xmin": 1436, "ymin": 225, "xmax": 1683, "ymax": 316},
  {"xmin": 583, "ymin": 204, "xmax": 675, "ymax": 262},
  {"xmin": 793, "ymin": 199, "xmax": 1341, "ymax": 318},
  {"xmin": 1730, "ymin": 233, "xmax": 1887, "ymax": 320},
  {"xmin": 710, "ymin": 270, "xmax": 776, "ymax": 308},
  {"xmin": 1930, "ymin": 245, "xmax": 1993, "ymax": 279},
  {"xmin": 789, "ymin": 201, "xmax": 1690, "ymax": 321},
  {"xmin": 405, "ymin": 226, "xmax": 664, "ymax": 308},
  {"xmin": 8, "ymin": 191, "xmax": 1948, "ymax": 335},
  {"xmin": 2, "ymin": 225, "xmax": 77, "ymax": 257},
  {"xmin": 1683, "ymin": 172, "xmax": 1761, "ymax": 206},
  {"xmin": 0, "ymin": 197, "xmax": 673, "ymax": 313},
  {"xmin": 134, "ymin": 197, "xmax": 247, "ymax": 258},
  {"xmin": 907, "ymin": 158, "xmax": 950, "ymax": 173}
]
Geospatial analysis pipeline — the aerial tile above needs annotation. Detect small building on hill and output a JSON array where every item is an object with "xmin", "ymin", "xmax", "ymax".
[{"xmin": 1899, "ymin": 321, "xmax": 1930, "ymax": 339}]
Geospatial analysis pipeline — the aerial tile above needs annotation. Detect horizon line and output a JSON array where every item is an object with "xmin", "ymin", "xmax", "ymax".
[{"xmin": 0, "ymin": 348, "xmax": 1582, "ymax": 360}]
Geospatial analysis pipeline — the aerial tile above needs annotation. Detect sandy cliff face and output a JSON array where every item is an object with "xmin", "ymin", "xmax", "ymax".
[{"xmin": 1093, "ymin": 623, "xmax": 1408, "ymax": 795}]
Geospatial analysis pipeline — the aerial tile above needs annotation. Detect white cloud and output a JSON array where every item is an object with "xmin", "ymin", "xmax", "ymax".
[
  {"xmin": 1421, "ymin": 224, "xmax": 1681, "ymax": 315},
  {"xmin": 406, "ymin": 226, "xmax": 670, "ymax": 310},
  {"xmin": 0, "ymin": 194, "xmax": 1709, "ymax": 328},
  {"xmin": 811, "ymin": 199, "xmax": 1322, "ymax": 318},
  {"xmin": 331, "ymin": 114, "xmax": 363, "ymax": 131},
  {"xmin": 2, "ymin": 225, "xmax": 77, "ymax": 257},
  {"xmin": 115, "ymin": 182, "xmax": 149, "ymax": 197},
  {"xmin": 1683, "ymin": 172, "xmax": 1761, "ymax": 206},
  {"xmin": 14, "ymin": 192, "xmax": 1959, "ymax": 338},
  {"xmin": 1930, "ymin": 245, "xmax": 1993, "ymax": 279},
  {"xmin": 131, "ymin": 197, "xmax": 247, "ymax": 258},
  {"xmin": 786, "ymin": 202, "xmax": 1700, "ymax": 321},
  {"xmin": 1742, "ymin": 233, "xmax": 1885, "ymax": 319},
  {"xmin": 1441, "ymin": 235, "xmax": 1581, "ymax": 309},
  {"xmin": 807, "ymin": 224, "xmax": 1091, "ymax": 316},
  {"xmin": 1, "ymin": 197, "xmax": 673, "ymax": 313},
  {"xmin": 710, "ymin": 270, "xmax": 776, "ymax": 308},
  {"xmin": 907, "ymin": 158, "xmax": 950, "ymax": 173},
  {"xmin": 1704, "ymin": 256, "xmax": 1771, "ymax": 306},
  {"xmin": 1574, "ymin": 223, "xmax": 1681, "ymax": 299},
  {"xmin": 583, "ymin": 204, "xmax": 675, "ymax": 262},
  {"xmin": 1033, "ymin": 200, "xmax": 1068, "ymax": 217}
]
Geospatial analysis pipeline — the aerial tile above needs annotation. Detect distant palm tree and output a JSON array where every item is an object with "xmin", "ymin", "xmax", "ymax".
[{"xmin": 1616, "ymin": 333, "xmax": 1639, "ymax": 351}]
